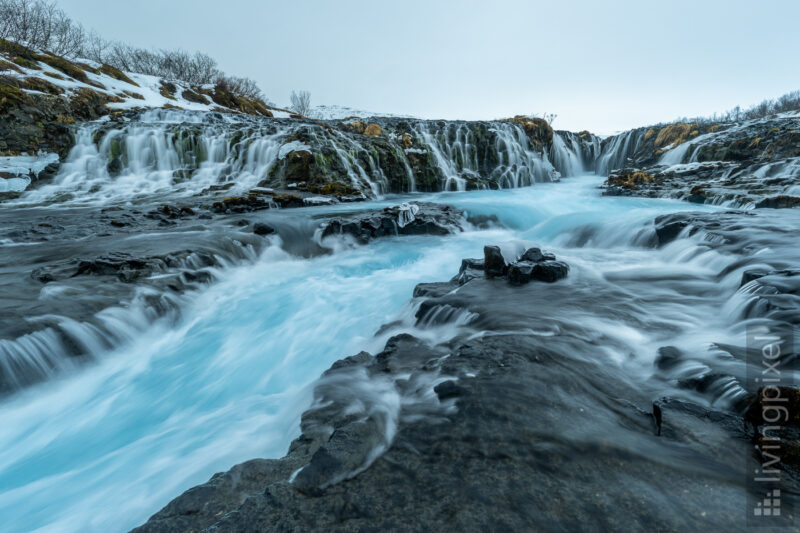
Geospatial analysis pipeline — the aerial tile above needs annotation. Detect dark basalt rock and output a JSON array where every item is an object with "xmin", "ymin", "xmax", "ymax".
[
  {"xmin": 135, "ymin": 330, "xmax": 772, "ymax": 533},
  {"xmin": 654, "ymin": 216, "xmax": 690, "ymax": 246},
  {"xmin": 433, "ymin": 379, "xmax": 465, "ymax": 400},
  {"xmin": 483, "ymin": 245, "xmax": 507, "ymax": 277},
  {"xmin": 253, "ymin": 222, "xmax": 275, "ymax": 236},
  {"xmin": 519, "ymin": 246, "xmax": 554, "ymax": 263},
  {"xmin": 43, "ymin": 251, "xmax": 218, "ymax": 284},
  {"xmin": 736, "ymin": 269, "xmax": 800, "ymax": 325},
  {"xmin": 412, "ymin": 282, "xmax": 456, "ymax": 298},
  {"xmin": 530, "ymin": 260, "xmax": 569, "ymax": 283},
  {"xmin": 755, "ymin": 195, "xmax": 800, "ymax": 209},
  {"xmin": 320, "ymin": 202, "xmax": 464, "ymax": 245},
  {"xmin": 654, "ymin": 346, "xmax": 684, "ymax": 370},
  {"xmin": 451, "ymin": 257, "xmax": 484, "ymax": 285},
  {"xmin": 741, "ymin": 269, "xmax": 771, "ymax": 287},
  {"xmin": 491, "ymin": 246, "xmax": 568, "ymax": 285},
  {"xmin": 507, "ymin": 261, "xmax": 535, "ymax": 285},
  {"xmin": 466, "ymin": 213, "xmax": 500, "ymax": 229}
]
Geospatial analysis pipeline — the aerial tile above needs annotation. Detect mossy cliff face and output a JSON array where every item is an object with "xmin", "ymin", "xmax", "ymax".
[
  {"xmin": 259, "ymin": 117, "xmax": 563, "ymax": 195},
  {"xmin": 0, "ymin": 38, "xmax": 275, "ymax": 158},
  {"xmin": 506, "ymin": 116, "xmax": 554, "ymax": 147},
  {"xmin": 0, "ymin": 75, "xmax": 113, "ymax": 157},
  {"xmin": 601, "ymin": 114, "xmax": 800, "ymax": 207}
]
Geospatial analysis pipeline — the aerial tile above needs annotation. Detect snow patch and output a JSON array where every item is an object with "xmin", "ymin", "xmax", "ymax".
[{"xmin": 278, "ymin": 141, "xmax": 311, "ymax": 159}]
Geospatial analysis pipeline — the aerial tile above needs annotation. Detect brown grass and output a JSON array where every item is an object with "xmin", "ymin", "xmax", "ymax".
[{"xmin": 654, "ymin": 122, "xmax": 691, "ymax": 148}]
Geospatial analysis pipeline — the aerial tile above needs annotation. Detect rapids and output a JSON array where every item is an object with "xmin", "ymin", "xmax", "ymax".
[{"xmin": 3, "ymin": 172, "xmax": 798, "ymax": 532}]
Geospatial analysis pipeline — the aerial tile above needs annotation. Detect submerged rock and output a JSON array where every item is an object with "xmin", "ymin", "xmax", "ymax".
[{"xmin": 253, "ymin": 222, "xmax": 275, "ymax": 236}]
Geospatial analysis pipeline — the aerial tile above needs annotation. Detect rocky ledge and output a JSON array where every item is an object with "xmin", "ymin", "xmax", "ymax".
[
  {"xmin": 600, "ymin": 113, "xmax": 800, "ymax": 208},
  {"xmin": 0, "ymin": 201, "xmax": 465, "ymax": 396},
  {"xmin": 134, "ymin": 244, "xmax": 798, "ymax": 532}
]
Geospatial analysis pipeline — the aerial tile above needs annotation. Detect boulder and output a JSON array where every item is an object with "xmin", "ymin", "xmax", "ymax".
[
  {"xmin": 483, "ymin": 245, "xmax": 507, "ymax": 278},
  {"xmin": 530, "ymin": 260, "xmax": 569, "ymax": 283},
  {"xmin": 452, "ymin": 258, "xmax": 484, "ymax": 285},
  {"xmin": 507, "ymin": 261, "xmax": 536, "ymax": 285},
  {"xmin": 253, "ymin": 223, "xmax": 275, "ymax": 236},
  {"xmin": 320, "ymin": 202, "xmax": 464, "ymax": 245}
]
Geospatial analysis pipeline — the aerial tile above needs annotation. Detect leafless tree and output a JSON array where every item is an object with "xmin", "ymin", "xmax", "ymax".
[
  {"xmin": 0, "ymin": 0, "xmax": 85, "ymax": 56},
  {"xmin": 290, "ymin": 90, "xmax": 311, "ymax": 116},
  {"xmin": 0, "ymin": 0, "xmax": 269, "ymax": 100},
  {"xmin": 217, "ymin": 75, "xmax": 263, "ymax": 99}
]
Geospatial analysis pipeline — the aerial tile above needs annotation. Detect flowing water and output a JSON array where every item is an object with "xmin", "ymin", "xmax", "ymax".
[
  {"xmin": 2, "ymin": 109, "xmax": 799, "ymax": 531},
  {"xmin": 4, "ymin": 172, "xmax": 798, "ymax": 532},
  {"xmin": 10, "ymin": 110, "xmax": 599, "ymax": 207}
]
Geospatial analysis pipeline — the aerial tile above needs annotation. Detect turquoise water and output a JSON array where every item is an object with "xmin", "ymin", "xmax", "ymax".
[{"xmin": 0, "ymin": 175, "xmax": 744, "ymax": 532}]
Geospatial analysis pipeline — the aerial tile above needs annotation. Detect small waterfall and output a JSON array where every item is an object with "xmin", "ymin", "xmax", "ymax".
[
  {"xmin": 595, "ymin": 128, "xmax": 647, "ymax": 174},
  {"xmin": 21, "ymin": 112, "xmax": 291, "ymax": 205},
  {"xmin": 550, "ymin": 131, "xmax": 601, "ymax": 177},
  {"xmin": 0, "ymin": 234, "xmax": 265, "ymax": 395},
  {"xmin": 0, "ymin": 291, "xmax": 180, "ymax": 394},
  {"xmin": 410, "ymin": 121, "xmax": 562, "ymax": 191}
]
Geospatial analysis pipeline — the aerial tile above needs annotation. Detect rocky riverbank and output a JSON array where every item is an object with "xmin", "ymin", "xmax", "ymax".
[
  {"xmin": 134, "ymin": 233, "xmax": 800, "ymax": 532},
  {"xmin": 600, "ymin": 113, "xmax": 800, "ymax": 207}
]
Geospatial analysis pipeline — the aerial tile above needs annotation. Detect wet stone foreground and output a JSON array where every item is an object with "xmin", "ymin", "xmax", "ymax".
[{"xmin": 134, "ymin": 248, "xmax": 800, "ymax": 532}]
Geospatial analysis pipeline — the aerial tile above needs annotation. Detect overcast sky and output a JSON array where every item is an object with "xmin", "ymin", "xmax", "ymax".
[{"xmin": 58, "ymin": 0, "xmax": 799, "ymax": 133}]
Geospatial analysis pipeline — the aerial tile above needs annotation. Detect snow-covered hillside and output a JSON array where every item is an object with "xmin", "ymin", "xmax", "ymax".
[{"xmin": 309, "ymin": 104, "xmax": 415, "ymax": 120}]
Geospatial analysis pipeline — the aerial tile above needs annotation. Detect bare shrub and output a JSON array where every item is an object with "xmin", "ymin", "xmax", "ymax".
[
  {"xmin": 0, "ymin": 0, "xmax": 268, "ymax": 100},
  {"xmin": 290, "ymin": 89, "xmax": 311, "ymax": 116}
]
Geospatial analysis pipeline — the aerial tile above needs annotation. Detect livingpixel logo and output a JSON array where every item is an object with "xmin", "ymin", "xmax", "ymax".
[{"xmin": 746, "ymin": 324, "xmax": 796, "ymax": 527}]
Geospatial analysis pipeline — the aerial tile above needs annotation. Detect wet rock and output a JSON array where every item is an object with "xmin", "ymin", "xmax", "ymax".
[
  {"xmin": 36, "ymin": 161, "xmax": 60, "ymax": 182},
  {"xmin": 413, "ymin": 282, "xmax": 456, "ymax": 298},
  {"xmin": 653, "ymin": 397, "xmax": 746, "ymax": 440},
  {"xmin": 654, "ymin": 346, "xmax": 684, "ymax": 370},
  {"xmin": 507, "ymin": 261, "xmax": 535, "ymax": 285},
  {"xmin": 320, "ymin": 202, "xmax": 463, "ymax": 245},
  {"xmin": 459, "ymin": 258, "xmax": 484, "ymax": 273},
  {"xmin": 483, "ymin": 245, "xmax": 507, "ymax": 277},
  {"xmin": 744, "ymin": 386, "xmax": 800, "ymax": 470},
  {"xmin": 755, "ymin": 195, "xmax": 800, "ymax": 209},
  {"xmin": 451, "ymin": 258, "xmax": 484, "ymax": 285},
  {"xmin": 519, "ymin": 246, "xmax": 555, "ymax": 263},
  {"xmin": 519, "ymin": 247, "xmax": 544, "ymax": 263},
  {"xmin": 433, "ymin": 380, "xmax": 464, "ymax": 400},
  {"xmin": 107, "ymin": 156, "xmax": 122, "ymax": 177},
  {"xmin": 148, "ymin": 204, "xmax": 195, "ymax": 219},
  {"xmin": 745, "ymin": 386, "xmax": 800, "ymax": 430},
  {"xmin": 253, "ymin": 222, "xmax": 275, "ymax": 236},
  {"xmin": 182, "ymin": 271, "xmax": 213, "ymax": 284},
  {"xmin": 530, "ymin": 260, "xmax": 569, "ymax": 283},
  {"xmin": 740, "ymin": 269, "xmax": 770, "ymax": 287},
  {"xmin": 654, "ymin": 216, "xmax": 690, "ymax": 246},
  {"xmin": 466, "ymin": 213, "xmax": 500, "ymax": 229}
]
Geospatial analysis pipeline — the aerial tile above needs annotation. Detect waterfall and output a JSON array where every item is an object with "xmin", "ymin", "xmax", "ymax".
[
  {"xmin": 595, "ymin": 128, "xmax": 647, "ymax": 174},
  {"xmin": 14, "ymin": 111, "xmax": 610, "ymax": 205},
  {"xmin": 410, "ymin": 121, "xmax": 567, "ymax": 191},
  {"xmin": 549, "ymin": 131, "xmax": 602, "ymax": 177}
]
